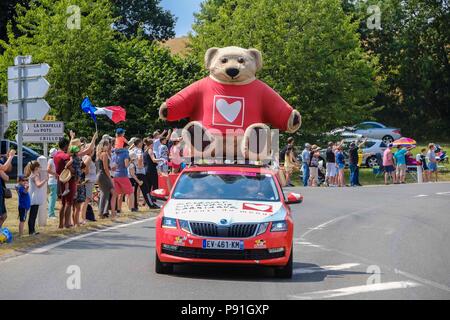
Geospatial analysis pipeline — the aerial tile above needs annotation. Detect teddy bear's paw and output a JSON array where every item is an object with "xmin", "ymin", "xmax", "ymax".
[
  {"xmin": 241, "ymin": 123, "xmax": 272, "ymax": 161},
  {"xmin": 159, "ymin": 102, "xmax": 168, "ymax": 120},
  {"xmin": 287, "ymin": 110, "xmax": 302, "ymax": 133}
]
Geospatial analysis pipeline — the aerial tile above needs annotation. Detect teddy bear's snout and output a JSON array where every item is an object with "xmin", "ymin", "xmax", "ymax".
[{"xmin": 225, "ymin": 68, "xmax": 240, "ymax": 78}]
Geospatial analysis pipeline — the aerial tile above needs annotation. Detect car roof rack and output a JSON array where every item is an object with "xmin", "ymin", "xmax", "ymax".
[{"xmin": 191, "ymin": 163, "xmax": 271, "ymax": 169}]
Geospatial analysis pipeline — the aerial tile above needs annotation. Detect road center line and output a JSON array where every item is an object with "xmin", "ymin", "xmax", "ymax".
[
  {"xmin": 436, "ymin": 191, "xmax": 450, "ymax": 195},
  {"xmin": 288, "ymin": 281, "xmax": 421, "ymax": 299},
  {"xmin": 300, "ymin": 205, "xmax": 381, "ymax": 239},
  {"xmin": 414, "ymin": 194, "xmax": 429, "ymax": 198}
]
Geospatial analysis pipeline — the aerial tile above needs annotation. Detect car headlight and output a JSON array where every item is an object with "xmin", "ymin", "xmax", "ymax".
[
  {"xmin": 162, "ymin": 217, "xmax": 177, "ymax": 229},
  {"xmin": 178, "ymin": 220, "xmax": 191, "ymax": 233},
  {"xmin": 270, "ymin": 220, "xmax": 288, "ymax": 232},
  {"xmin": 256, "ymin": 222, "xmax": 269, "ymax": 235}
]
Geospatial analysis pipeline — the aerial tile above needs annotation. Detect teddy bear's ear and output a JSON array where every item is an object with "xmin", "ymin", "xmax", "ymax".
[
  {"xmin": 205, "ymin": 47, "xmax": 220, "ymax": 70},
  {"xmin": 248, "ymin": 48, "xmax": 263, "ymax": 71}
]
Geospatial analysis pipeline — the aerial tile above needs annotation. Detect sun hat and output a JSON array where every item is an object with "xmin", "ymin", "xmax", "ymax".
[
  {"xmin": 49, "ymin": 148, "xmax": 58, "ymax": 158},
  {"xmin": 59, "ymin": 168, "xmax": 72, "ymax": 184}
]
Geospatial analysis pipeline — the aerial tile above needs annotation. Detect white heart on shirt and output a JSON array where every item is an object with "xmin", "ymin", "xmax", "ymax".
[{"xmin": 216, "ymin": 99, "xmax": 242, "ymax": 123}]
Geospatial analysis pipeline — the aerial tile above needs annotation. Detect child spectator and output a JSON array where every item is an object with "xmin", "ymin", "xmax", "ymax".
[
  {"xmin": 115, "ymin": 128, "xmax": 128, "ymax": 149},
  {"xmin": 15, "ymin": 175, "xmax": 30, "ymax": 237},
  {"xmin": 427, "ymin": 143, "xmax": 438, "ymax": 182},
  {"xmin": 158, "ymin": 136, "xmax": 169, "ymax": 174}
]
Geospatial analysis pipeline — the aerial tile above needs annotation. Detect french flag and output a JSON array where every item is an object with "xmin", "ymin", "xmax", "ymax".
[{"xmin": 81, "ymin": 97, "xmax": 126, "ymax": 124}]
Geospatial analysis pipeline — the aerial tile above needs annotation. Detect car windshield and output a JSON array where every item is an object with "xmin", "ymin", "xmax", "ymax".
[{"xmin": 172, "ymin": 171, "xmax": 280, "ymax": 202}]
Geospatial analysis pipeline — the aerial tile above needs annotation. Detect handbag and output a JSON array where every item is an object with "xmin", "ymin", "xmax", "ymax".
[{"xmin": 2, "ymin": 186, "xmax": 12, "ymax": 199}]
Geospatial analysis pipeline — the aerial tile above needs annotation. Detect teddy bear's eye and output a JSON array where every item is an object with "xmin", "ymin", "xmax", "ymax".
[
  {"xmin": 238, "ymin": 57, "xmax": 245, "ymax": 64},
  {"xmin": 221, "ymin": 58, "xmax": 228, "ymax": 64}
]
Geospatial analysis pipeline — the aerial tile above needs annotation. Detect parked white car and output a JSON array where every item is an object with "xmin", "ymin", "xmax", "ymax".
[{"xmin": 330, "ymin": 122, "xmax": 402, "ymax": 144}]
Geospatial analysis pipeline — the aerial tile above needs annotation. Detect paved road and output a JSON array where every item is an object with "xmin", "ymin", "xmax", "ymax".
[{"xmin": 1, "ymin": 183, "xmax": 449, "ymax": 300}]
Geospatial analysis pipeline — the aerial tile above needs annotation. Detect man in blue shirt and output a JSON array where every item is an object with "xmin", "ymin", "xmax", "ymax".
[{"xmin": 301, "ymin": 143, "xmax": 311, "ymax": 187}]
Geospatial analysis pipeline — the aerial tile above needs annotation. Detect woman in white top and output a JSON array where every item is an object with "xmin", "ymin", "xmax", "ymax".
[
  {"xmin": 47, "ymin": 148, "xmax": 58, "ymax": 218},
  {"xmin": 81, "ymin": 148, "xmax": 97, "ymax": 224},
  {"xmin": 27, "ymin": 161, "xmax": 48, "ymax": 235}
]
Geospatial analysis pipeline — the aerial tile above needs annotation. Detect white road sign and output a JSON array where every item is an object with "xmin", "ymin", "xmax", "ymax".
[
  {"xmin": 8, "ymin": 99, "xmax": 50, "ymax": 121},
  {"xmin": 18, "ymin": 134, "xmax": 64, "ymax": 143},
  {"xmin": 23, "ymin": 121, "xmax": 64, "ymax": 135},
  {"xmin": 7, "ymin": 63, "xmax": 50, "ymax": 80},
  {"xmin": 8, "ymin": 77, "xmax": 50, "ymax": 101}
]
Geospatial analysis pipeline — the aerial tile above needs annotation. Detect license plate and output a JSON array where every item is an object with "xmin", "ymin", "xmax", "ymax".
[{"xmin": 202, "ymin": 239, "xmax": 244, "ymax": 250}]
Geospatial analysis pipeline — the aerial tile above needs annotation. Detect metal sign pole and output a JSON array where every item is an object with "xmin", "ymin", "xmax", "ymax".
[{"xmin": 17, "ymin": 57, "xmax": 25, "ymax": 176}]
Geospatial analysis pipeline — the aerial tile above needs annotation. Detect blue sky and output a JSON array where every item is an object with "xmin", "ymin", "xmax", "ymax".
[{"xmin": 160, "ymin": 0, "xmax": 204, "ymax": 37}]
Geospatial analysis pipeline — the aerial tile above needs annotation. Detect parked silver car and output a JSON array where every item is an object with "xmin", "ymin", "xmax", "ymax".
[{"xmin": 331, "ymin": 121, "xmax": 402, "ymax": 144}]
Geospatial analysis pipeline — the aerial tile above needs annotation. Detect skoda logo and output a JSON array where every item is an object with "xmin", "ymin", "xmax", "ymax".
[{"xmin": 220, "ymin": 219, "xmax": 228, "ymax": 225}]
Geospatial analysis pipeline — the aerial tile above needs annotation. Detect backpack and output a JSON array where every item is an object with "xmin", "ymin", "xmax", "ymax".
[{"xmin": 86, "ymin": 204, "xmax": 96, "ymax": 221}]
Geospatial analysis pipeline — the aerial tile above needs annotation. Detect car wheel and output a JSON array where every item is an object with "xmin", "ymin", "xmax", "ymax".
[
  {"xmin": 366, "ymin": 156, "xmax": 379, "ymax": 168},
  {"xmin": 274, "ymin": 249, "xmax": 293, "ymax": 279},
  {"xmin": 382, "ymin": 135, "xmax": 394, "ymax": 144},
  {"xmin": 155, "ymin": 252, "xmax": 174, "ymax": 274}
]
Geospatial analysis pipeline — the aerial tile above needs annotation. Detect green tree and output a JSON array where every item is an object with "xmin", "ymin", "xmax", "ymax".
[
  {"xmin": 0, "ymin": 0, "xmax": 29, "ymax": 52},
  {"xmin": 0, "ymin": 0, "xmax": 203, "ymax": 139},
  {"xmin": 111, "ymin": 0, "xmax": 176, "ymax": 41},
  {"xmin": 343, "ymin": 0, "xmax": 450, "ymax": 140},
  {"xmin": 190, "ymin": 0, "xmax": 381, "ymax": 135}
]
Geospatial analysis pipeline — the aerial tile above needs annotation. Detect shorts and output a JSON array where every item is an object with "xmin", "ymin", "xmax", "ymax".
[
  {"xmin": 60, "ymin": 179, "xmax": 77, "ymax": 206},
  {"xmin": 18, "ymin": 207, "xmax": 28, "ymax": 222},
  {"xmin": 326, "ymin": 163, "xmax": 337, "ymax": 177},
  {"xmin": 85, "ymin": 181, "xmax": 95, "ymax": 199},
  {"xmin": 309, "ymin": 167, "xmax": 318, "ymax": 181},
  {"xmin": 428, "ymin": 162, "xmax": 437, "ymax": 172},
  {"xmin": 337, "ymin": 163, "xmax": 345, "ymax": 170},
  {"xmin": 384, "ymin": 165, "xmax": 395, "ymax": 173},
  {"xmin": 396, "ymin": 164, "xmax": 406, "ymax": 175},
  {"xmin": 113, "ymin": 177, "xmax": 133, "ymax": 195}
]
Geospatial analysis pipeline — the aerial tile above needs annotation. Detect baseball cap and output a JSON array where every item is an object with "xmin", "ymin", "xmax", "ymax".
[
  {"xmin": 116, "ymin": 128, "xmax": 125, "ymax": 134},
  {"xmin": 49, "ymin": 147, "xmax": 58, "ymax": 157},
  {"xmin": 18, "ymin": 175, "xmax": 28, "ymax": 182},
  {"xmin": 305, "ymin": 143, "xmax": 311, "ymax": 148}
]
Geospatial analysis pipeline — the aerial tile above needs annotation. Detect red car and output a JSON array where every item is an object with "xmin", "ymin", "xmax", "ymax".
[{"xmin": 152, "ymin": 164, "xmax": 303, "ymax": 278}]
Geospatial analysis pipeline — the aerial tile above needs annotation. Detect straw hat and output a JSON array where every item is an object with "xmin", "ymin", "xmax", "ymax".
[{"xmin": 59, "ymin": 168, "xmax": 72, "ymax": 184}]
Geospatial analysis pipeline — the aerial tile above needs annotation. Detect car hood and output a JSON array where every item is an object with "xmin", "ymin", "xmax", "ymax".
[{"xmin": 163, "ymin": 199, "xmax": 287, "ymax": 224}]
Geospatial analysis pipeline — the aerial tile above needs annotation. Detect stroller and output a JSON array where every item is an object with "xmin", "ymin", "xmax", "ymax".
[{"xmin": 435, "ymin": 144, "xmax": 448, "ymax": 164}]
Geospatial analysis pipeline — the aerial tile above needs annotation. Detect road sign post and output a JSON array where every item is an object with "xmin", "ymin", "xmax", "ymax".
[{"xmin": 7, "ymin": 57, "xmax": 51, "ymax": 176}]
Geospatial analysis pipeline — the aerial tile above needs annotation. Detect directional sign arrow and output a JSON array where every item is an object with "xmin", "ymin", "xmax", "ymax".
[
  {"xmin": 8, "ymin": 99, "xmax": 50, "ymax": 121},
  {"xmin": 8, "ymin": 77, "xmax": 50, "ymax": 101},
  {"xmin": 7, "ymin": 63, "xmax": 50, "ymax": 80}
]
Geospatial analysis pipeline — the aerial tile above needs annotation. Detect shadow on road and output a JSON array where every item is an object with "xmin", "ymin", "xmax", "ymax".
[{"xmin": 165, "ymin": 261, "xmax": 369, "ymax": 283}]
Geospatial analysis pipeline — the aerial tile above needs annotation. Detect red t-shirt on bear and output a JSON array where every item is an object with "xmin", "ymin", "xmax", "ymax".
[{"xmin": 166, "ymin": 77, "xmax": 293, "ymax": 134}]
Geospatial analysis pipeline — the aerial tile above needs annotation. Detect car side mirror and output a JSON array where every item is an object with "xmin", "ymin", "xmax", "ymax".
[
  {"xmin": 285, "ymin": 192, "xmax": 303, "ymax": 205},
  {"xmin": 151, "ymin": 188, "xmax": 169, "ymax": 201}
]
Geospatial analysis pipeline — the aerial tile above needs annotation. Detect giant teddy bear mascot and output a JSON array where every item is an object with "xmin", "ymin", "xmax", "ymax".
[{"xmin": 159, "ymin": 46, "xmax": 301, "ymax": 161}]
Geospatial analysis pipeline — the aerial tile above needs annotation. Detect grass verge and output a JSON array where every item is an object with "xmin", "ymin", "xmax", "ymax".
[{"xmin": 0, "ymin": 192, "xmax": 159, "ymax": 259}]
